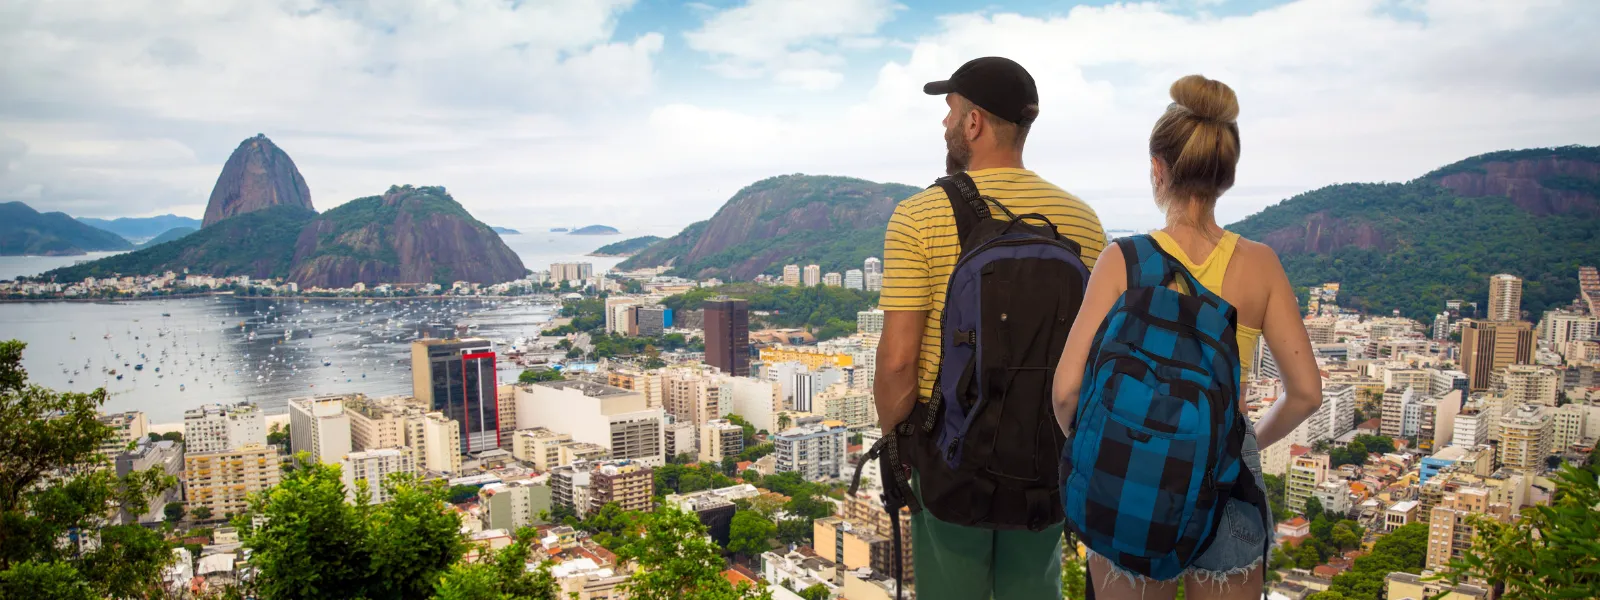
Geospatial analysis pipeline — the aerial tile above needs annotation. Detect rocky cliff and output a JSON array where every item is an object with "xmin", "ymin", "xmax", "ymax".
[
  {"xmin": 619, "ymin": 174, "xmax": 921, "ymax": 280},
  {"xmin": 1229, "ymin": 146, "xmax": 1600, "ymax": 319},
  {"xmin": 287, "ymin": 185, "xmax": 525, "ymax": 288},
  {"xmin": 202, "ymin": 134, "xmax": 314, "ymax": 227}
]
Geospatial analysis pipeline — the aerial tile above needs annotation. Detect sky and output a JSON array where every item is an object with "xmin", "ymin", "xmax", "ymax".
[{"xmin": 2, "ymin": 0, "xmax": 1598, "ymax": 236}]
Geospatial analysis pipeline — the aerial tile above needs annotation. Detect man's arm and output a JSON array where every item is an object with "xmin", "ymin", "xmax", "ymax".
[{"xmin": 874, "ymin": 310, "xmax": 927, "ymax": 434}]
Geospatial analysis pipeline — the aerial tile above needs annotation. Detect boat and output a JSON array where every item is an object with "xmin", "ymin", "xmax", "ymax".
[{"xmin": 161, "ymin": 313, "xmax": 170, "ymax": 317}]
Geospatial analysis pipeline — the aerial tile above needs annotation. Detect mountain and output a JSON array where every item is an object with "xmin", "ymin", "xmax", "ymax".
[
  {"xmin": 77, "ymin": 214, "xmax": 201, "ymax": 242},
  {"xmin": 202, "ymin": 134, "xmax": 314, "ymax": 228},
  {"xmin": 1229, "ymin": 145, "xmax": 1600, "ymax": 320},
  {"xmin": 591, "ymin": 235, "xmax": 663, "ymax": 257},
  {"xmin": 45, "ymin": 205, "xmax": 313, "ymax": 281},
  {"xmin": 0, "ymin": 201, "xmax": 134, "ymax": 256},
  {"xmin": 569, "ymin": 224, "xmax": 619, "ymax": 235},
  {"xmin": 618, "ymin": 175, "xmax": 921, "ymax": 280},
  {"xmin": 492, "ymin": 226, "xmax": 520, "ymax": 235},
  {"xmin": 138, "ymin": 227, "xmax": 197, "ymax": 248},
  {"xmin": 287, "ymin": 185, "xmax": 526, "ymax": 288}
]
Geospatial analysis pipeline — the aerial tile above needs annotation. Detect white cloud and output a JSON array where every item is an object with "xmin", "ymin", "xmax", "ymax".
[
  {"xmin": 685, "ymin": 0, "xmax": 903, "ymax": 90},
  {"xmin": 1, "ymin": 0, "xmax": 1598, "ymax": 236}
]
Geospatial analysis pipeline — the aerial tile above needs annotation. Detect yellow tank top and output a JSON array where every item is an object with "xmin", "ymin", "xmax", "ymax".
[{"xmin": 1149, "ymin": 231, "xmax": 1262, "ymax": 382}]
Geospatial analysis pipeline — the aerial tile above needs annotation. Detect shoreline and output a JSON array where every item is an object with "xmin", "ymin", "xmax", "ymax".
[{"xmin": 1, "ymin": 292, "xmax": 561, "ymax": 305}]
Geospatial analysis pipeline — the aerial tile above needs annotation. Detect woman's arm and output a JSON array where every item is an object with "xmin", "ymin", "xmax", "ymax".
[
  {"xmin": 1052, "ymin": 246, "xmax": 1128, "ymax": 436},
  {"xmin": 1250, "ymin": 248, "xmax": 1323, "ymax": 449}
]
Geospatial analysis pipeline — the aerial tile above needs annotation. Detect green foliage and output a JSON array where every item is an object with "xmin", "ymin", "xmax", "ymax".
[
  {"xmin": 434, "ymin": 530, "xmax": 559, "ymax": 600},
  {"xmin": 655, "ymin": 463, "xmax": 737, "ymax": 496},
  {"xmin": 237, "ymin": 455, "xmax": 466, "ymax": 600},
  {"xmin": 799, "ymin": 583, "xmax": 831, "ymax": 600},
  {"xmin": 164, "ymin": 501, "xmax": 186, "ymax": 523},
  {"xmin": 191, "ymin": 505, "xmax": 213, "ymax": 520},
  {"xmin": 616, "ymin": 506, "xmax": 773, "ymax": 600},
  {"xmin": 776, "ymin": 518, "xmax": 812, "ymax": 546},
  {"xmin": 1061, "ymin": 533, "xmax": 1087, "ymax": 600},
  {"xmin": 0, "ymin": 201, "xmax": 133, "ymax": 256},
  {"xmin": 725, "ymin": 414, "xmax": 759, "ymax": 447},
  {"xmin": 0, "ymin": 340, "xmax": 179, "ymax": 596},
  {"xmin": 267, "ymin": 422, "xmax": 290, "ymax": 446},
  {"xmin": 1304, "ymin": 496, "xmax": 1325, "ymax": 521},
  {"xmin": 1263, "ymin": 473, "xmax": 1290, "ymax": 523},
  {"xmin": 1437, "ymin": 460, "xmax": 1600, "ymax": 598},
  {"xmin": 1352, "ymin": 434, "xmax": 1395, "ymax": 455},
  {"xmin": 738, "ymin": 443, "xmax": 775, "ymax": 463},
  {"xmin": 582, "ymin": 502, "xmax": 642, "ymax": 552},
  {"xmin": 1228, "ymin": 178, "xmax": 1600, "ymax": 321},
  {"xmin": 1423, "ymin": 145, "xmax": 1600, "ymax": 179},
  {"xmin": 1326, "ymin": 522, "xmax": 1428, "ymax": 600},
  {"xmin": 728, "ymin": 511, "xmax": 776, "ymax": 557},
  {"xmin": 44, "ymin": 205, "xmax": 315, "ymax": 281},
  {"xmin": 663, "ymin": 283, "xmax": 877, "ymax": 340},
  {"xmin": 432, "ymin": 562, "xmax": 507, "ymax": 600},
  {"xmin": 1295, "ymin": 543, "xmax": 1322, "ymax": 569},
  {"xmin": 518, "ymin": 369, "xmax": 564, "ymax": 384},
  {"xmin": 784, "ymin": 494, "xmax": 836, "ymax": 521},
  {"xmin": 593, "ymin": 236, "xmax": 664, "ymax": 256}
]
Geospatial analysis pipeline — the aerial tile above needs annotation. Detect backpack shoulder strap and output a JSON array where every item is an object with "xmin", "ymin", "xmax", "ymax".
[
  {"xmin": 1116, "ymin": 234, "xmax": 1172, "ymax": 290},
  {"xmin": 933, "ymin": 173, "xmax": 989, "ymax": 251}
]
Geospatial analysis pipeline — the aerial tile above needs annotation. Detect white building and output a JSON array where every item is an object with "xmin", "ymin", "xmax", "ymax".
[
  {"xmin": 1499, "ymin": 365, "xmax": 1560, "ymax": 407},
  {"xmin": 289, "ymin": 396, "xmax": 353, "ymax": 465},
  {"xmin": 412, "ymin": 412, "xmax": 464, "ymax": 475},
  {"xmin": 857, "ymin": 309, "xmax": 884, "ymax": 335},
  {"xmin": 510, "ymin": 427, "xmax": 573, "ymax": 472},
  {"xmin": 699, "ymin": 419, "xmax": 744, "ymax": 463},
  {"xmin": 1538, "ymin": 309, "xmax": 1597, "ymax": 349},
  {"xmin": 514, "ymin": 380, "xmax": 665, "ymax": 466},
  {"xmin": 725, "ymin": 376, "xmax": 782, "ymax": 433},
  {"xmin": 183, "ymin": 403, "xmax": 266, "ymax": 454},
  {"xmin": 844, "ymin": 269, "xmax": 864, "ymax": 291},
  {"xmin": 1313, "ymin": 480, "xmax": 1352, "ymax": 517},
  {"xmin": 865, "ymin": 272, "xmax": 883, "ymax": 292},
  {"xmin": 803, "ymin": 265, "xmax": 821, "ymax": 287},
  {"xmin": 823, "ymin": 272, "xmax": 842, "ymax": 287},
  {"xmin": 1498, "ymin": 404, "xmax": 1552, "ymax": 472},
  {"xmin": 774, "ymin": 421, "xmax": 848, "ymax": 482},
  {"xmin": 341, "ymin": 448, "xmax": 416, "ymax": 504},
  {"xmin": 1552, "ymin": 403, "xmax": 1589, "ymax": 451},
  {"xmin": 811, "ymin": 383, "xmax": 876, "ymax": 429},
  {"xmin": 479, "ymin": 481, "xmax": 550, "ymax": 533},
  {"xmin": 1305, "ymin": 384, "xmax": 1358, "ymax": 443}
]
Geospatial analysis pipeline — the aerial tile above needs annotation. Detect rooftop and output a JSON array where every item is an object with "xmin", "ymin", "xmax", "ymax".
[{"xmin": 533, "ymin": 379, "xmax": 634, "ymax": 398}]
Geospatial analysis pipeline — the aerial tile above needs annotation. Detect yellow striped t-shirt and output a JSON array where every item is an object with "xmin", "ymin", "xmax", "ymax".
[{"xmin": 880, "ymin": 168, "xmax": 1105, "ymax": 401}]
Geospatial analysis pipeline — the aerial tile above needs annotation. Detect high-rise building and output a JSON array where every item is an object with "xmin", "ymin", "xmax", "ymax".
[
  {"xmin": 479, "ymin": 481, "xmax": 551, "ymax": 532},
  {"xmin": 185, "ymin": 443, "xmax": 281, "ymax": 518},
  {"xmin": 1426, "ymin": 487, "xmax": 1495, "ymax": 572},
  {"xmin": 803, "ymin": 264, "xmax": 822, "ymax": 287},
  {"xmin": 699, "ymin": 419, "xmax": 744, "ymax": 463},
  {"xmin": 1383, "ymin": 368, "xmax": 1432, "ymax": 395},
  {"xmin": 113, "ymin": 440, "xmax": 182, "ymax": 524},
  {"xmin": 510, "ymin": 427, "xmax": 573, "ymax": 472},
  {"xmin": 779, "ymin": 363, "xmax": 849, "ymax": 413},
  {"xmin": 605, "ymin": 296, "xmax": 642, "ymax": 334},
  {"xmin": 1432, "ymin": 312, "xmax": 1450, "ymax": 341},
  {"xmin": 549, "ymin": 462, "xmax": 594, "ymax": 518},
  {"xmin": 629, "ymin": 305, "xmax": 666, "ymax": 337},
  {"xmin": 1285, "ymin": 453, "xmax": 1329, "ymax": 513},
  {"xmin": 725, "ymin": 376, "xmax": 782, "ymax": 433},
  {"xmin": 549, "ymin": 262, "xmax": 594, "ymax": 284},
  {"xmin": 703, "ymin": 298, "xmax": 750, "ymax": 377},
  {"xmin": 1452, "ymin": 404, "xmax": 1491, "ymax": 448},
  {"xmin": 1461, "ymin": 320, "xmax": 1533, "ymax": 392},
  {"xmin": 811, "ymin": 383, "xmax": 876, "ymax": 429},
  {"xmin": 183, "ymin": 403, "xmax": 266, "ymax": 454},
  {"xmin": 823, "ymin": 272, "xmax": 842, "ymax": 287},
  {"xmin": 664, "ymin": 418, "xmax": 698, "ymax": 460},
  {"xmin": 782, "ymin": 265, "xmax": 801, "ymax": 286},
  {"xmin": 1498, "ymin": 364, "xmax": 1560, "ymax": 406},
  {"xmin": 864, "ymin": 271, "xmax": 883, "ymax": 292},
  {"xmin": 412, "ymin": 338, "xmax": 500, "ymax": 454},
  {"xmin": 1488, "ymin": 274, "xmax": 1522, "ymax": 322},
  {"xmin": 1430, "ymin": 370, "xmax": 1469, "ymax": 399},
  {"xmin": 1538, "ymin": 309, "xmax": 1598, "ymax": 349},
  {"xmin": 774, "ymin": 420, "xmax": 848, "ymax": 482},
  {"xmin": 857, "ymin": 309, "xmax": 884, "ymax": 334},
  {"xmin": 1382, "ymin": 387, "xmax": 1414, "ymax": 438},
  {"xmin": 514, "ymin": 380, "xmax": 665, "ymax": 465},
  {"xmin": 289, "ymin": 395, "xmax": 353, "ymax": 464},
  {"xmin": 844, "ymin": 269, "xmax": 864, "ymax": 290},
  {"xmin": 842, "ymin": 491, "xmax": 913, "ymax": 584},
  {"xmin": 411, "ymin": 411, "xmax": 464, "ymax": 474},
  {"xmin": 608, "ymin": 369, "xmax": 665, "ymax": 409},
  {"xmin": 814, "ymin": 517, "xmax": 891, "ymax": 582},
  {"xmin": 1552, "ymin": 403, "xmax": 1589, "ymax": 452},
  {"xmin": 1305, "ymin": 384, "xmax": 1357, "ymax": 443},
  {"xmin": 1498, "ymin": 404, "xmax": 1551, "ymax": 471},
  {"xmin": 1579, "ymin": 266, "xmax": 1599, "ymax": 316},
  {"xmin": 345, "ymin": 395, "xmax": 408, "ymax": 451},
  {"xmin": 863, "ymin": 257, "xmax": 882, "ymax": 276},
  {"xmin": 759, "ymin": 346, "xmax": 854, "ymax": 370},
  {"xmin": 590, "ymin": 462, "xmax": 654, "ymax": 513},
  {"xmin": 497, "ymin": 384, "xmax": 518, "ymax": 439},
  {"xmin": 342, "ymin": 448, "xmax": 415, "ymax": 504},
  {"xmin": 663, "ymin": 370, "xmax": 725, "ymax": 427},
  {"xmin": 97, "ymin": 411, "xmax": 149, "ymax": 457}
]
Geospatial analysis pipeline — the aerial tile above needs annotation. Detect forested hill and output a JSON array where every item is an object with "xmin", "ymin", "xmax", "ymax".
[
  {"xmin": 1229, "ymin": 145, "xmax": 1600, "ymax": 320},
  {"xmin": 618, "ymin": 174, "xmax": 921, "ymax": 280}
]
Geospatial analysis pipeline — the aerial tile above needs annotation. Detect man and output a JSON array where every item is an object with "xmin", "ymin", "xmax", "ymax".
[{"xmin": 874, "ymin": 57, "xmax": 1105, "ymax": 599}]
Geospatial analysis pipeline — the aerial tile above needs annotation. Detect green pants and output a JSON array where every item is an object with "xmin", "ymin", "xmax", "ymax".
[{"xmin": 911, "ymin": 473, "xmax": 1064, "ymax": 600}]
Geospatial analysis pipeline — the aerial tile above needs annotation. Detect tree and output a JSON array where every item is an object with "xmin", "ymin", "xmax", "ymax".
[
  {"xmin": 1303, "ymin": 496, "xmax": 1325, "ymax": 522},
  {"xmin": 267, "ymin": 422, "xmax": 290, "ymax": 446},
  {"xmin": 434, "ymin": 533, "xmax": 558, "ymax": 600},
  {"xmin": 1437, "ymin": 461, "xmax": 1600, "ymax": 598},
  {"xmin": 721, "ymin": 455, "xmax": 739, "ymax": 477},
  {"xmin": 799, "ymin": 583, "xmax": 831, "ymax": 600},
  {"xmin": 776, "ymin": 518, "xmax": 812, "ymax": 546},
  {"xmin": 617, "ymin": 506, "xmax": 773, "ymax": 600},
  {"xmin": 433, "ymin": 562, "xmax": 507, "ymax": 600},
  {"xmin": 160, "ymin": 431, "xmax": 183, "ymax": 443},
  {"xmin": 0, "ymin": 340, "xmax": 178, "ymax": 597},
  {"xmin": 1331, "ymin": 523, "xmax": 1361, "ymax": 552},
  {"xmin": 238, "ymin": 455, "xmax": 465, "ymax": 600},
  {"xmin": 447, "ymin": 484, "xmax": 481, "ymax": 504},
  {"xmin": 191, "ymin": 505, "xmax": 213, "ymax": 521},
  {"xmin": 165, "ymin": 501, "xmax": 186, "ymax": 523},
  {"xmin": 1295, "ymin": 543, "xmax": 1322, "ymax": 569},
  {"xmin": 1306, "ymin": 592, "xmax": 1348, "ymax": 600},
  {"xmin": 728, "ymin": 512, "xmax": 776, "ymax": 557},
  {"xmin": 785, "ymin": 493, "xmax": 836, "ymax": 521},
  {"xmin": 778, "ymin": 414, "xmax": 793, "ymax": 431},
  {"xmin": 1351, "ymin": 434, "xmax": 1394, "ymax": 455},
  {"xmin": 1061, "ymin": 533, "xmax": 1087, "ymax": 600},
  {"xmin": 518, "ymin": 369, "xmax": 564, "ymax": 384},
  {"xmin": 725, "ymin": 414, "xmax": 759, "ymax": 446},
  {"xmin": 1327, "ymin": 522, "xmax": 1428, "ymax": 599},
  {"xmin": 1263, "ymin": 473, "xmax": 1290, "ymax": 522},
  {"xmin": 738, "ymin": 443, "xmax": 774, "ymax": 463}
]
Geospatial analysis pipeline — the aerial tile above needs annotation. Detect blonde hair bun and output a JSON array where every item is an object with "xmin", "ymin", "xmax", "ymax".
[{"xmin": 1170, "ymin": 75, "xmax": 1239, "ymax": 124}]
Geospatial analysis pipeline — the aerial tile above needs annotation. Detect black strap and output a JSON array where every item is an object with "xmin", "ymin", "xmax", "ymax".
[
  {"xmin": 848, "ymin": 434, "xmax": 919, "ymax": 600},
  {"xmin": 933, "ymin": 173, "xmax": 989, "ymax": 251}
]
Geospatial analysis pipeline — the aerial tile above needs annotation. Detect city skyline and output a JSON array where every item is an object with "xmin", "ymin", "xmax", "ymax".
[{"xmin": 2, "ymin": 0, "xmax": 1597, "ymax": 233}]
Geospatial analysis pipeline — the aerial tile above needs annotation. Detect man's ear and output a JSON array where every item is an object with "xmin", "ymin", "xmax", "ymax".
[{"xmin": 965, "ymin": 108, "xmax": 984, "ymax": 142}]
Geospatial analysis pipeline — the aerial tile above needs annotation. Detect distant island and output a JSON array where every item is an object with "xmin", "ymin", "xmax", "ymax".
[
  {"xmin": 78, "ymin": 214, "xmax": 201, "ymax": 243},
  {"xmin": 2, "ymin": 201, "xmax": 135, "ymax": 256},
  {"xmin": 138, "ymin": 227, "xmax": 196, "ymax": 248},
  {"xmin": 590, "ymin": 235, "xmax": 663, "ymax": 257},
  {"xmin": 492, "ymin": 226, "xmax": 520, "ymax": 235},
  {"xmin": 549, "ymin": 227, "xmax": 569, "ymax": 233},
  {"xmin": 569, "ymin": 224, "xmax": 620, "ymax": 235}
]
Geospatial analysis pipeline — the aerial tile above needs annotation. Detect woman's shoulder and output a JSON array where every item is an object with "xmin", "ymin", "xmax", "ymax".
[{"xmin": 1228, "ymin": 234, "xmax": 1283, "ymax": 270}]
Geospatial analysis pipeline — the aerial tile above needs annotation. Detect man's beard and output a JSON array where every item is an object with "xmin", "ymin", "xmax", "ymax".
[{"xmin": 944, "ymin": 119, "xmax": 972, "ymax": 176}]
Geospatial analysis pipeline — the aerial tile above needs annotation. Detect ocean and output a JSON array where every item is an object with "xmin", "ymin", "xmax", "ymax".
[{"xmin": 0, "ymin": 232, "xmax": 648, "ymax": 422}]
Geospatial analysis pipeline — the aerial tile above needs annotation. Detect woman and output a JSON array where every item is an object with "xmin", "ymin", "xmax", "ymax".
[{"xmin": 1050, "ymin": 75, "xmax": 1324, "ymax": 600}]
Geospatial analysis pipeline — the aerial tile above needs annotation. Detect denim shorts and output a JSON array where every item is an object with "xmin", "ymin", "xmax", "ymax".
[{"xmin": 1089, "ymin": 424, "xmax": 1275, "ymax": 585}]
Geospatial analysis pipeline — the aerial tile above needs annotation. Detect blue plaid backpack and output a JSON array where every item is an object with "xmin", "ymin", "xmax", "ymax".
[{"xmin": 1061, "ymin": 234, "xmax": 1266, "ymax": 581}]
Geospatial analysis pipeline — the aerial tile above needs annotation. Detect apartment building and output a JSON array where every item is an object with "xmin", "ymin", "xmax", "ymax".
[
  {"xmin": 699, "ymin": 419, "xmax": 744, "ymax": 463},
  {"xmin": 550, "ymin": 462, "xmax": 594, "ymax": 518},
  {"xmin": 345, "ymin": 395, "xmax": 409, "ymax": 451},
  {"xmin": 857, "ymin": 309, "xmax": 884, "ymax": 334},
  {"xmin": 515, "ymin": 380, "xmax": 665, "ymax": 466},
  {"xmin": 289, "ymin": 395, "xmax": 353, "ymax": 464},
  {"xmin": 758, "ymin": 346, "xmax": 855, "ymax": 370},
  {"xmin": 815, "ymin": 517, "xmax": 892, "ymax": 579},
  {"xmin": 1552, "ymin": 403, "xmax": 1589, "ymax": 451},
  {"xmin": 774, "ymin": 421, "xmax": 848, "ymax": 482},
  {"xmin": 1285, "ymin": 453, "xmax": 1330, "ymax": 513},
  {"xmin": 842, "ymin": 492, "xmax": 913, "ymax": 584},
  {"xmin": 412, "ymin": 411, "xmax": 463, "ymax": 475},
  {"xmin": 1426, "ymin": 487, "xmax": 1494, "ymax": 572},
  {"xmin": 341, "ymin": 448, "xmax": 416, "ymax": 504},
  {"xmin": 560, "ymin": 442, "xmax": 611, "ymax": 465},
  {"xmin": 1453, "ymin": 403, "xmax": 1492, "ymax": 448},
  {"xmin": 479, "ymin": 481, "xmax": 551, "ymax": 532},
  {"xmin": 1488, "ymin": 274, "xmax": 1522, "ymax": 322},
  {"xmin": 811, "ymin": 383, "xmax": 876, "ymax": 429},
  {"xmin": 724, "ymin": 376, "xmax": 781, "ymax": 433},
  {"xmin": 184, "ymin": 443, "xmax": 281, "ymax": 518},
  {"xmin": 1461, "ymin": 320, "xmax": 1533, "ymax": 392},
  {"xmin": 1497, "ymin": 364, "xmax": 1560, "ymax": 406},
  {"xmin": 803, "ymin": 265, "xmax": 821, "ymax": 287},
  {"xmin": 113, "ymin": 439, "xmax": 182, "ymax": 524},
  {"xmin": 97, "ymin": 411, "xmax": 149, "ymax": 457},
  {"xmin": 183, "ymin": 403, "xmax": 266, "ymax": 454},
  {"xmin": 782, "ymin": 265, "xmax": 801, "ymax": 286},
  {"xmin": 511, "ymin": 427, "xmax": 573, "ymax": 472},
  {"xmin": 608, "ymin": 368, "xmax": 664, "ymax": 409},
  {"xmin": 1498, "ymin": 404, "xmax": 1552, "ymax": 471},
  {"xmin": 590, "ymin": 462, "xmax": 654, "ymax": 514}
]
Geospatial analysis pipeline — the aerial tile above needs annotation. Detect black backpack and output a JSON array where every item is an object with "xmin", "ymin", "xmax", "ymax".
[{"xmin": 852, "ymin": 172, "xmax": 1089, "ymax": 581}]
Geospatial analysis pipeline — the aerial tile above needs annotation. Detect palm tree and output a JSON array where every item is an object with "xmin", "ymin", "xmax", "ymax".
[{"xmin": 778, "ymin": 413, "xmax": 792, "ymax": 430}]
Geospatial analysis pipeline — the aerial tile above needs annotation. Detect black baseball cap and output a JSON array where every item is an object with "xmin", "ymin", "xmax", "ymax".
[{"xmin": 923, "ymin": 57, "xmax": 1039, "ymax": 126}]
